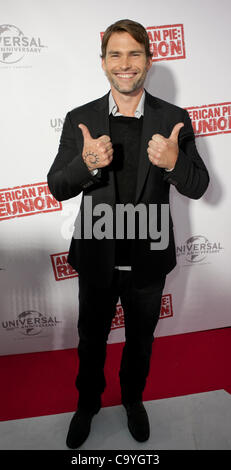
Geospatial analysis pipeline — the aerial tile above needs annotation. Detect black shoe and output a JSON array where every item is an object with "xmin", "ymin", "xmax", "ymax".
[
  {"xmin": 66, "ymin": 407, "xmax": 99, "ymax": 449},
  {"xmin": 123, "ymin": 401, "xmax": 150, "ymax": 442}
]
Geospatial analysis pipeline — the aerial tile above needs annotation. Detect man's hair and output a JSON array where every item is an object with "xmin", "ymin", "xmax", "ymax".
[{"xmin": 101, "ymin": 19, "xmax": 152, "ymax": 59}]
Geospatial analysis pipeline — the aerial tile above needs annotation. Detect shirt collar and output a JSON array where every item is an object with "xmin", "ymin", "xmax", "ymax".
[{"xmin": 109, "ymin": 90, "xmax": 145, "ymax": 118}]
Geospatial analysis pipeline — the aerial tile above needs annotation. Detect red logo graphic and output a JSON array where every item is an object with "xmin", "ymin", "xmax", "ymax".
[
  {"xmin": 186, "ymin": 102, "xmax": 231, "ymax": 137},
  {"xmin": 111, "ymin": 294, "xmax": 173, "ymax": 330},
  {"xmin": 111, "ymin": 304, "xmax": 125, "ymax": 330},
  {"xmin": 146, "ymin": 24, "xmax": 186, "ymax": 61},
  {"xmin": 50, "ymin": 252, "xmax": 78, "ymax": 281},
  {"xmin": 100, "ymin": 24, "xmax": 186, "ymax": 62},
  {"xmin": 160, "ymin": 294, "xmax": 173, "ymax": 319},
  {"xmin": 0, "ymin": 182, "xmax": 62, "ymax": 221}
]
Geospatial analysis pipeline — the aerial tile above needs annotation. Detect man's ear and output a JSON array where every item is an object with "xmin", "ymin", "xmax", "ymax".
[
  {"xmin": 147, "ymin": 57, "xmax": 152, "ymax": 71},
  {"xmin": 101, "ymin": 57, "xmax": 106, "ymax": 71}
]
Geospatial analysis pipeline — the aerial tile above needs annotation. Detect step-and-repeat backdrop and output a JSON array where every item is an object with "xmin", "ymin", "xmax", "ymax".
[{"xmin": 1, "ymin": 0, "xmax": 230, "ymax": 355}]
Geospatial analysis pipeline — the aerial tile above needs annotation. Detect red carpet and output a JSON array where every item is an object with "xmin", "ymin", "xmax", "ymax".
[{"xmin": 0, "ymin": 327, "xmax": 230, "ymax": 421}]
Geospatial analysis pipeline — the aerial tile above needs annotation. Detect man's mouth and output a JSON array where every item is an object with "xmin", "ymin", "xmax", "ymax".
[{"xmin": 114, "ymin": 72, "xmax": 137, "ymax": 79}]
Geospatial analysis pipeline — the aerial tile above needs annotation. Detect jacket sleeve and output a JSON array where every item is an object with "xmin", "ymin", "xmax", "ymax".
[
  {"xmin": 163, "ymin": 110, "xmax": 209, "ymax": 199},
  {"xmin": 47, "ymin": 112, "xmax": 101, "ymax": 201}
]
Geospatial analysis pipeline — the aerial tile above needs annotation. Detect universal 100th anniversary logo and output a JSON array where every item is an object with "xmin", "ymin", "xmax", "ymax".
[
  {"xmin": 177, "ymin": 235, "xmax": 223, "ymax": 265},
  {"xmin": 2, "ymin": 310, "xmax": 61, "ymax": 338},
  {"xmin": 0, "ymin": 24, "xmax": 46, "ymax": 66}
]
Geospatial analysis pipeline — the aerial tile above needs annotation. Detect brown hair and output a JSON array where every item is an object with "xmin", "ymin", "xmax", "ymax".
[{"xmin": 101, "ymin": 19, "xmax": 152, "ymax": 59}]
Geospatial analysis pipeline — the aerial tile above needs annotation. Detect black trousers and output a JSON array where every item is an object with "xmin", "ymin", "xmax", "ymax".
[{"xmin": 76, "ymin": 269, "xmax": 166, "ymax": 412}]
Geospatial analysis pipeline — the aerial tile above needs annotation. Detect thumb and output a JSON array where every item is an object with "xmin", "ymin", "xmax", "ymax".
[
  {"xmin": 78, "ymin": 123, "xmax": 92, "ymax": 141},
  {"xmin": 169, "ymin": 122, "xmax": 184, "ymax": 142}
]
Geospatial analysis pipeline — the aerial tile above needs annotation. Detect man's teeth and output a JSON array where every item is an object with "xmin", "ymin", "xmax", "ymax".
[{"xmin": 116, "ymin": 74, "xmax": 135, "ymax": 78}]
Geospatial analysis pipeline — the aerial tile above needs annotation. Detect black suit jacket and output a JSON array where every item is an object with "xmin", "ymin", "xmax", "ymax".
[{"xmin": 47, "ymin": 90, "xmax": 209, "ymax": 287}]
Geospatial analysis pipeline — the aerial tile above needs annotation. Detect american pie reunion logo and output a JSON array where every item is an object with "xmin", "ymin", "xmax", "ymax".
[
  {"xmin": 186, "ymin": 102, "xmax": 231, "ymax": 137},
  {"xmin": 50, "ymin": 251, "xmax": 173, "ymax": 329},
  {"xmin": 146, "ymin": 24, "xmax": 185, "ymax": 61},
  {"xmin": 0, "ymin": 182, "xmax": 62, "ymax": 221},
  {"xmin": 50, "ymin": 252, "xmax": 78, "ymax": 281},
  {"xmin": 111, "ymin": 295, "xmax": 173, "ymax": 330},
  {"xmin": 100, "ymin": 23, "xmax": 186, "ymax": 62}
]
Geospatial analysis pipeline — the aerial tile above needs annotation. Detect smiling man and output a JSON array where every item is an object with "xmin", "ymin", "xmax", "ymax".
[
  {"xmin": 102, "ymin": 31, "xmax": 152, "ymax": 95},
  {"xmin": 47, "ymin": 19, "xmax": 209, "ymax": 449}
]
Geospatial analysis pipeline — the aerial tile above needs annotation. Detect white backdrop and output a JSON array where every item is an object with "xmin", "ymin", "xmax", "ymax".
[{"xmin": 1, "ymin": 0, "xmax": 230, "ymax": 355}]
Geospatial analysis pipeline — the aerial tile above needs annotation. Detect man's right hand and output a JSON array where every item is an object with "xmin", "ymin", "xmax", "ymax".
[{"xmin": 78, "ymin": 123, "xmax": 113, "ymax": 172}]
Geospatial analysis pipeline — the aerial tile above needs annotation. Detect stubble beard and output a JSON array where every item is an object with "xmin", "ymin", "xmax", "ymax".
[{"xmin": 106, "ymin": 70, "xmax": 148, "ymax": 95}]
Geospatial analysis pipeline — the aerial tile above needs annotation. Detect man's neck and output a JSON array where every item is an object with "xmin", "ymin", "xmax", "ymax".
[{"xmin": 111, "ymin": 87, "xmax": 144, "ymax": 117}]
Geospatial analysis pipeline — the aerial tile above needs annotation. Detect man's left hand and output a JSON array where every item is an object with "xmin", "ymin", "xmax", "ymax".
[{"xmin": 147, "ymin": 122, "xmax": 184, "ymax": 170}]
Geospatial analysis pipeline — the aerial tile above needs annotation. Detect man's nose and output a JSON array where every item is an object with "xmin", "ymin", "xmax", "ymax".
[{"xmin": 120, "ymin": 56, "xmax": 131, "ymax": 69}]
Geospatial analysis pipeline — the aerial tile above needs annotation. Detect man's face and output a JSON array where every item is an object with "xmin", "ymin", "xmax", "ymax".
[{"xmin": 102, "ymin": 32, "xmax": 152, "ymax": 95}]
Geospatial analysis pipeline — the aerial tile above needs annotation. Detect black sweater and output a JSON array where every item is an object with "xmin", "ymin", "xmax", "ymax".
[{"xmin": 109, "ymin": 114, "xmax": 143, "ymax": 266}]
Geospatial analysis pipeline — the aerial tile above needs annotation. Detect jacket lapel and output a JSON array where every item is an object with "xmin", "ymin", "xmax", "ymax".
[
  {"xmin": 135, "ymin": 91, "xmax": 164, "ymax": 203},
  {"xmin": 92, "ymin": 92, "xmax": 116, "ymax": 203},
  {"xmin": 92, "ymin": 91, "xmax": 110, "ymax": 137}
]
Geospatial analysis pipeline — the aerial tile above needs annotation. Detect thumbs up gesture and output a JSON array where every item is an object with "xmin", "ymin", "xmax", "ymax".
[
  {"xmin": 147, "ymin": 122, "xmax": 184, "ymax": 170},
  {"xmin": 78, "ymin": 124, "xmax": 113, "ymax": 172}
]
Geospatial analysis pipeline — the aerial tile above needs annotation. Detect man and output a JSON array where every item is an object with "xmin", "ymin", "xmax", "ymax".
[{"xmin": 47, "ymin": 19, "xmax": 209, "ymax": 448}]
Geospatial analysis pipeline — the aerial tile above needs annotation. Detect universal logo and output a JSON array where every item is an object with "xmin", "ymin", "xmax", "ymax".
[
  {"xmin": 0, "ymin": 24, "xmax": 46, "ymax": 65},
  {"xmin": 50, "ymin": 117, "xmax": 64, "ymax": 133},
  {"xmin": 177, "ymin": 235, "xmax": 223, "ymax": 264},
  {"xmin": 2, "ymin": 310, "xmax": 61, "ymax": 337}
]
